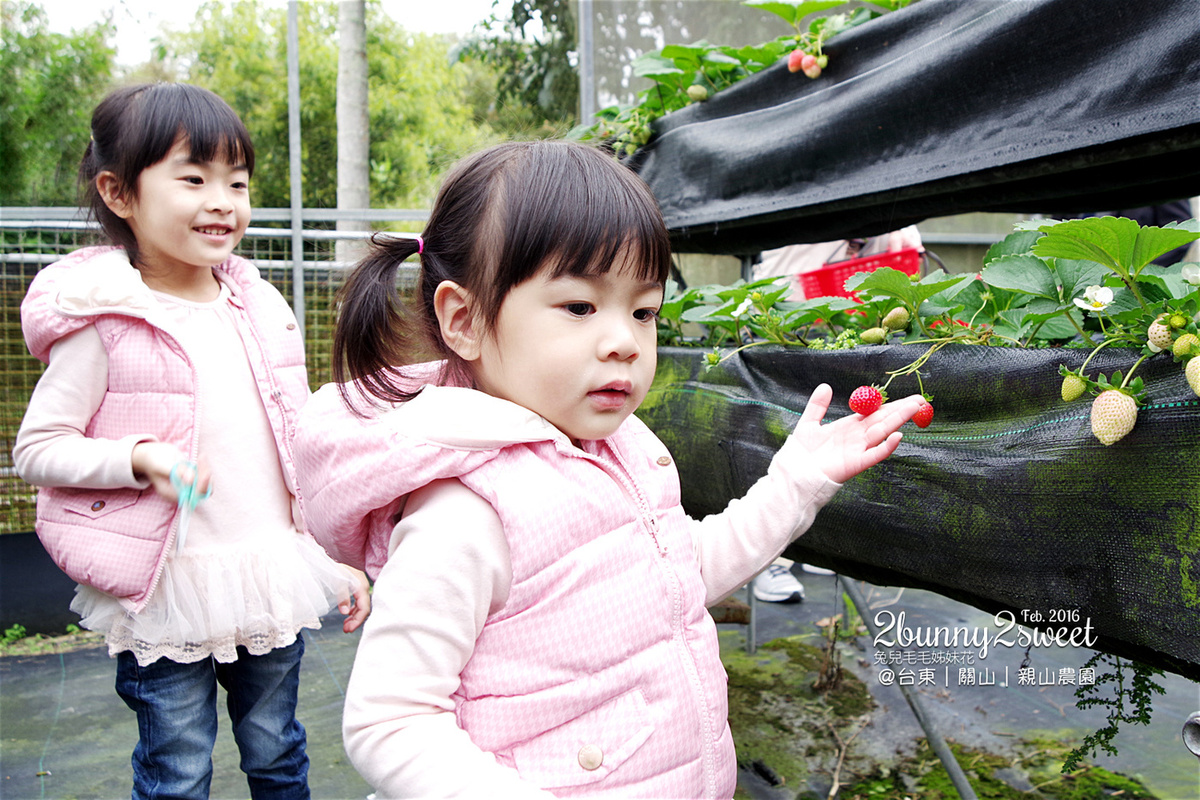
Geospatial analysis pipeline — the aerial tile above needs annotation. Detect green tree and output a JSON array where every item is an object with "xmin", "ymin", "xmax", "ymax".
[
  {"xmin": 462, "ymin": 0, "xmax": 579, "ymax": 128},
  {"xmin": 0, "ymin": 1, "xmax": 115, "ymax": 205},
  {"xmin": 161, "ymin": 0, "xmax": 492, "ymax": 210}
]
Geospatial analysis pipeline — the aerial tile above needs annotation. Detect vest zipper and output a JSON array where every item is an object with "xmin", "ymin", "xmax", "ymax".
[{"xmin": 142, "ymin": 326, "xmax": 201, "ymax": 610}]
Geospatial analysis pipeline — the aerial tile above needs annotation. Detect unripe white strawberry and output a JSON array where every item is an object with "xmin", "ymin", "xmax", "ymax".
[
  {"xmin": 1174, "ymin": 333, "xmax": 1200, "ymax": 359},
  {"xmin": 1147, "ymin": 320, "xmax": 1173, "ymax": 352},
  {"xmin": 1061, "ymin": 373, "xmax": 1086, "ymax": 402},
  {"xmin": 860, "ymin": 327, "xmax": 888, "ymax": 344},
  {"xmin": 686, "ymin": 85, "xmax": 708, "ymax": 102},
  {"xmin": 1187, "ymin": 357, "xmax": 1200, "ymax": 398},
  {"xmin": 882, "ymin": 307, "xmax": 910, "ymax": 331},
  {"xmin": 1090, "ymin": 389, "xmax": 1138, "ymax": 445}
]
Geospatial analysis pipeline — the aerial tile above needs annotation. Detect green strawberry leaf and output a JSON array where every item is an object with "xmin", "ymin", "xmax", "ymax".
[
  {"xmin": 981, "ymin": 254, "xmax": 1057, "ymax": 299},
  {"xmin": 742, "ymin": 0, "xmax": 851, "ymax": 27},
  {"xmin": 1052, "ymin": 258, "xmax": 1110, "ymax": 303},
  {"xmin": 984, "ymin": 230, "xmax": 1043, "ymax": 263},
  {"xmin": 633, "ymin": 53, "xmax": 686, "ymax": 80},
  {"xmin": 845, "ymin": 267, "xmax": 965, "ymax": 310},
  {"xmin": 1032, "ymin": 217, "xmax": 1200, "ymax": 278}
]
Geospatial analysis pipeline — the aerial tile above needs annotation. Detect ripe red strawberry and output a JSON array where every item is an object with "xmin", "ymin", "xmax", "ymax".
[
  {"xmin": 801, "ymin": 54, "xmax": 822, "ymax": 78},
  {"xmin": 848, "ymin": 385, "xmax": 884, "ymax": 416},
  {"xmin": 1090, "ymin": 389, "xmax": 1138, "ymax": 446},
  {"xmin": 787, "ymin": 48, "xmax": 805, "ymax": 73},
  {"xmin": 912, "ymin": 400, "xmax": 934, "ymax": 428}
]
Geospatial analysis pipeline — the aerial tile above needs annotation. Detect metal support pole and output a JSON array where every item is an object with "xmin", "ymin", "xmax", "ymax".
[
  {"xmin": 840, "ymin": 577, "xmax": 979, "ymax": 800},
  {"xmin": 745, "ymin": 576, "xmax": 758, "ymax": 655},
  {"xmin": 286, "ymin": 1, "xmax": 305, "ymax": 339},
  {"xmin": 577, "ymin": 0, "xmax": 595, "ymax": 125}
]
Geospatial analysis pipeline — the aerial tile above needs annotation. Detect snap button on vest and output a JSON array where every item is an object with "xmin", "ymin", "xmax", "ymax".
[
  {"xmin": 656, "ymin": 455, "xmax": 671, "ymax": 467},
  {"xmin": 577, "ymin": 744, "xmax": 603, "ymax": 771},
  {"xmin": 90, "ymin": 500, "xmax": 105, "ymax": 512},
  {"xmin": 286, "ymin": 323, "xmax": 296, "ymax": 330}
]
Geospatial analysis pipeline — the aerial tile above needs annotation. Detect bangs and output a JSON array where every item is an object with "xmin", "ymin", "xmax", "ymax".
[
  {"xmin": 490, "ymin": 142, "xmax": 670, "ymax": 291},
  {"xmin": 167, "ymin": 91, "xmax": 255, "ymax": 174},
  {"xmin": 124, "ymin": 84, "xmax": 256, "ymax": 177}
]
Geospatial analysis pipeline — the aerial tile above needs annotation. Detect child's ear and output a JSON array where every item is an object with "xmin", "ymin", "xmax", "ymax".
[
  {"xmin": 434, "ymin": 280, "xmax": 483, "ymax": 361},
  {"xmin": 95, "ymin": 171, "xmax": 133, "ymax": 219}
]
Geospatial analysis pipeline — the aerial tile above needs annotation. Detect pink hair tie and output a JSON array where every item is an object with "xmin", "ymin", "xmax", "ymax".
[{"xmin": 415, "ymin": 234, "xmax": 425, "ymax": 254}]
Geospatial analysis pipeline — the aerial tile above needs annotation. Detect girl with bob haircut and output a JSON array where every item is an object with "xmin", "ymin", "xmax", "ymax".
[
  {"xmin": 295, "ymin": 139, "xmax": 922, "ymax": 798},
  {"xmin": 15, "ymin": 82, "xmax": 369, "ymax": 799}
]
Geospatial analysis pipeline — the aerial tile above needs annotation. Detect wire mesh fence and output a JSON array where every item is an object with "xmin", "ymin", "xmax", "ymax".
[{"xmin": 0, "ymin": 208, "xmax": 422, "ymax": 534}]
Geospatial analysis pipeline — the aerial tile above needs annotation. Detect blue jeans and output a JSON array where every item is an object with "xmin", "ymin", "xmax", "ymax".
[{"xmin": 116, "ymin": 637, "xmax": 310, "ymax": 800}]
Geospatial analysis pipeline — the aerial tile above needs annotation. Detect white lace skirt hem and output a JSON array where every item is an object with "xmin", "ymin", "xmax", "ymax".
[{"xmin": 73, "ymin": 533, "xmax": 354, "ymax": 666}]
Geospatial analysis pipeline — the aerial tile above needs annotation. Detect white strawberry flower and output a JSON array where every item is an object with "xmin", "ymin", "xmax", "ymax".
[
  {"xmin": 1182, "ymin": 264, "xmax": 1200, "ymax": 286},
  {"xmin": 733, "ymin": 297, "xmax": 754, "ymax": 317},
  {"xmin": 1073, "ymin": 285, "xmax": 1113, "ymax": 312}
]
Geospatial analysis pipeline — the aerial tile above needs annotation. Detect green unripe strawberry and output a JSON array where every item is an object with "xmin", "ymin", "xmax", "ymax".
[
  {"xmin": 1090, "ymin": 389, "xmax": 1138, "ymax": 446},
  {"xmin": 882, "ymin": 307, "xmax": 910, "ymax": 331},
  {"xmin": 1061, "ymin": 373, "xmax": 1086, "ymax": 402},
  {"xmin": 860, "ymin": 327, "xmax": 888, "ymax": 344},
  {"xmin": 1168, "ymin": 313, "xmax": 1188, "ymax": 329},
  {"xmin": 1187, "ymin": 357, "xmax": 1200, "ymax": 398},
  {"xmin": 1174, "ymin": 333, "xmax": 1200, "ymax": 359},
  {"xmin": 686, "ymin": 85, "xmax": 708, "ymax": 102}
]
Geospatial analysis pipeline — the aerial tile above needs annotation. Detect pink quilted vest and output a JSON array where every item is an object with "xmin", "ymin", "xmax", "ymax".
[
  {"xmin": 295, "ymin": 384, "xmax": 737, "ymax": 797},
  {"xmin": 20, "ymin": 247, "xmax": 310, "ymax": 612}
]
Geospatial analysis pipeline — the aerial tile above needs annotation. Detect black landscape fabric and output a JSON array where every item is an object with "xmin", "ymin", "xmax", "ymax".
[
  {"xmin": 638, "ymin": 346, "xmax": 1200, "ymax": 680},
  {"xmin": 627, "ymin": 0, "xmax": 1200, "ymax": 254}
]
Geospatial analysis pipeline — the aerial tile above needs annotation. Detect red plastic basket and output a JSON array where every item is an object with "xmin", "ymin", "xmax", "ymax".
[{"xmin": 797, "ymin": 247, "xmax": 922, "ymax": 300}]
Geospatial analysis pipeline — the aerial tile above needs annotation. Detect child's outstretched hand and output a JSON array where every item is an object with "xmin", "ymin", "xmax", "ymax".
[
  {"xmin": 339, "ymin": 567, "xmax": 372, "ymax": 633},
  {"xmin": 782, "ymin": 384, "xmax": 925, "ymax": 485}
]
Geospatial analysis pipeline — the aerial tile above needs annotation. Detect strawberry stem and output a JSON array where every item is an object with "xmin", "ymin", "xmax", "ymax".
[{"xmin": 1118, "ymin": 353, "xmax": 1151, "ymax": 390}]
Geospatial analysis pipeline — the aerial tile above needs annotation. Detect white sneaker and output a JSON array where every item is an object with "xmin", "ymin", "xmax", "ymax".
[
  {"xmin": 752, "ymin": 564, "xmax": 805, "ymax": 603},
  {"xmin": 801, "ymin": 563, "xmax": 835, "ymax": 576}
]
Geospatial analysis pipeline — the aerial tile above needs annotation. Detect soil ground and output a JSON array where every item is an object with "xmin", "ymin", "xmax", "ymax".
[{"xmin": 1, "ymin": 564, "xmax": 1197, "ymax": 799}]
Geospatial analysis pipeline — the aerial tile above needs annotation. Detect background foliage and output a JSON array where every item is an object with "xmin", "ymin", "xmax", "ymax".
[
  {"xmin": 0, "ymin": 2, "xmax": 114, "ymax": 205},
  {"xmin": 0, "ymin": 0, "xmax": 560, "ymax": 211}
]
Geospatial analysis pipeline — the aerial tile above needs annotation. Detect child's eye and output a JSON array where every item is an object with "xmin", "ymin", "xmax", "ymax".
[
  {"xmin": 183, "ymin": 176, "xmax": 204, "ymax": 185},
  {"xmin": 231, "ymin": 181, "xmax": 249, "ymax": 190},
  {"xmin": 564, "ymin": 302, "xmax": 594, "ymax": 317},
  {"xmin": 634, "ymin": 308, "xmax": 659, "ymax": 322}
]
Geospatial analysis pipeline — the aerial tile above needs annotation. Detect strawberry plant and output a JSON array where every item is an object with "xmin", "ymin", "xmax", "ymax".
[
  {"xmin": 573, "ymin": 0, "xmax": 911, "ymax": 155},
  {"xmin": 668, "ymin": 215, "xmax": 1200, "ymax": 441}
]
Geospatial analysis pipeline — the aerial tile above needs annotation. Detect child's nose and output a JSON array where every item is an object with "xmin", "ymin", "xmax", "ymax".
[
  {"xmin": 207, "ymin": 186, "xmax": 236, "ymax": 213},
  {"xmin": 601, "ymin": 319, "xmax": 641, "ymax": 361}
]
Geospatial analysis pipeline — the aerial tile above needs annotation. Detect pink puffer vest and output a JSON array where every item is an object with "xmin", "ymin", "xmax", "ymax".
[
  {"xmin": 20, "ymin": 247, "xmax": 310, "ymax": 612},
  {"xmin": 295, "ymin": 383, "xmax": 737, "ymax": 797}
]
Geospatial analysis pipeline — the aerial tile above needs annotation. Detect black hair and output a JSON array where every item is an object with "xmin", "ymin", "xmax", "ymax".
[
  {"xmin": 79, "ymin": 83, "xmax": 255, "ymax": 266},
  {"xmin": 334, "ymin": 139, "xmax": 671, "ymax": 409}
]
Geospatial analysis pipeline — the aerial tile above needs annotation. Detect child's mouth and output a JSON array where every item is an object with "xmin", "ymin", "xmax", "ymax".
[
  {"xmin": 589, "ymin": 383, "xmax": 632, "ymax": 411},
  {"xmin": 195, "ymin": 225, "xmax": 232, "ymax": 236}
]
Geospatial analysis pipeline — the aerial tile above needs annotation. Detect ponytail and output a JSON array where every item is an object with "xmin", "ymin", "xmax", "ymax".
[{"xmin": 333, "ymin": 234, "xmax": 433, "ymax": 412}]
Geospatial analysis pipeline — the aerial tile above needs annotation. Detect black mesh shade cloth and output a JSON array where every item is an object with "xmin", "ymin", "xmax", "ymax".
[
  {"xmin": 627, "ymin": 0, "xmax": 1200, "ymax": 254},
  {"xmin": 638, "ymin": 346, "xmax": 1200, "ymax": 679}
]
